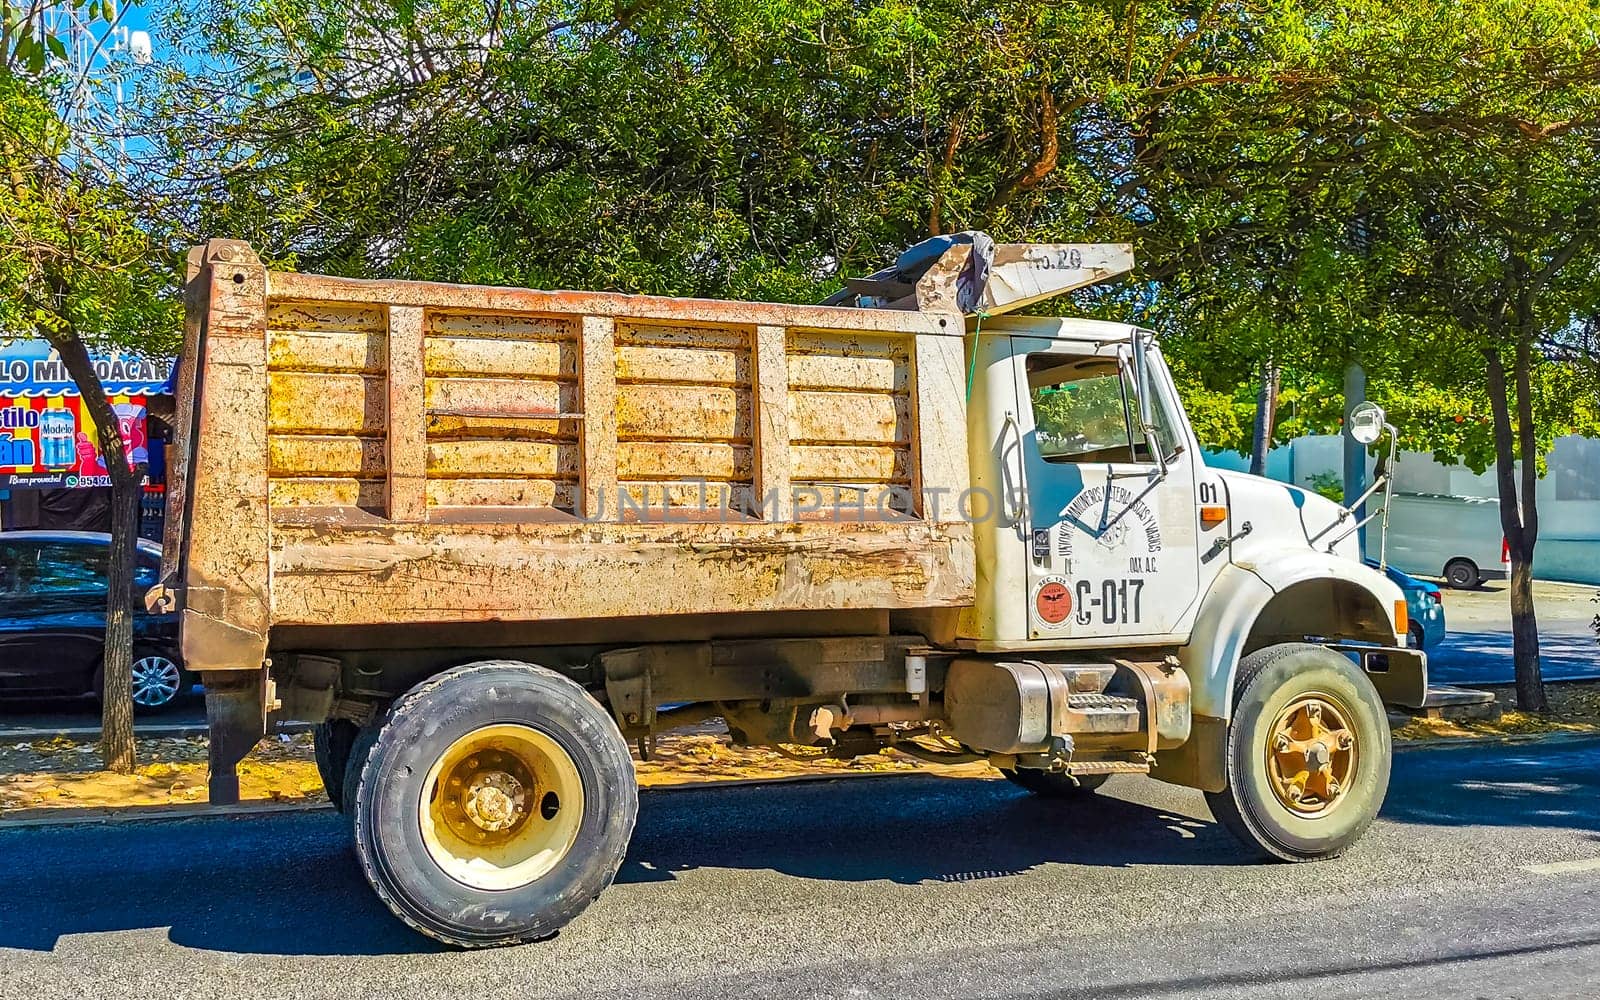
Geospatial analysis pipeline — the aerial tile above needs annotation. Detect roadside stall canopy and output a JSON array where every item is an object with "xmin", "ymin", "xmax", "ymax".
[{"xmin": 0, "ymin": 341, "xmax": 176, "ymax": 490}]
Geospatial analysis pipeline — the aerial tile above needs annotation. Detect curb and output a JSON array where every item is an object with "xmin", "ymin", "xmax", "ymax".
[
  {"xmin": 1393, "ymin": 729, "xmax": 1600, "ymax": 752},
  {"xmin": 0, "ymin": 798, "xmax": 334, "ymax": 830},
  {"xmin": 0, "ymin": 721, "xmax": 314, "ymax": 742},
  {"xmin": 1454, "ymin": 675, "xmax": 1600, "ymax": 690}
]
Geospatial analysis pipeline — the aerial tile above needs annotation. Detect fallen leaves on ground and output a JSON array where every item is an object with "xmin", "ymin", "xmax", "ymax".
[
  {"xmin": 0, "ymin": 724, "xmax": 994, "ymax": 817},
  {"xmin": 1392, "ymin": 681, "xmax": 1600, "ymax": 742}
]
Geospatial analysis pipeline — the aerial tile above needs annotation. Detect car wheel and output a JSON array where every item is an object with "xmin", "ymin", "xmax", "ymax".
[
  {"xmin": 1443, "ymin": 558, "xmax": 1479, "ymax": 589},
  {"xmin": 126, "ymin": 651, "xmax": 189, "ymax": 712},
  {"xmin": 1204, "ymin": 642, "xmax": 1390, "ymax": 862},
  {"xmin": 1001, "ymin": 769, "xmax": 1110, "ymax": 797}
]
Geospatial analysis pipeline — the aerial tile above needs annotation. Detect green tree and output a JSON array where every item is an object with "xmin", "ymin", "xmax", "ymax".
[
  {"xmin": 1124, "ymin": 0, "xmax": 1600, "ymax": 710},
  {"xmin": 2, "ymin": 23, "xmax": 180, "ymax": 771},
  {"xmin": 143, "ymin": 0, "xmax": 1600, "ymax": 712}
]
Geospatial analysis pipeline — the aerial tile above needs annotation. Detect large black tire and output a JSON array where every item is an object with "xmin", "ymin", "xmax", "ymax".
[
  {"xmin": 1001, "ymin": 769, "xmax": 1110, "ymax": 797},
  {"xmin": 313, "ymin": 720, "xmax": 359, "ymax": 812},
  {"xmin": 1443, "ymin": 558, "xmax": 1479, "ymax": 589},
  {"xmin": 1204, "ymin": 642, "xmax": 1390, "ymax": 862},
  {"xmin": 351, "ymin": 661, "xmax": 637, "ymax": 948}
]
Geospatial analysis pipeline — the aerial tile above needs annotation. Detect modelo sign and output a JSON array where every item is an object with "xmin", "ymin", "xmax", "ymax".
[
  {"xmin": 0, "ymin": 343, "xmax": 169, "ymax": 491},
  {"xmin": 0, "ymin": 395, "xmax": 149, "ymax": 489}
]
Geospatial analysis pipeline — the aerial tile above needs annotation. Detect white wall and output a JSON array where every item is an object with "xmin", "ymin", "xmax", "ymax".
[{"xmin": 1205, "ymin": 434, "xmax": 1600, "ymax": 585}]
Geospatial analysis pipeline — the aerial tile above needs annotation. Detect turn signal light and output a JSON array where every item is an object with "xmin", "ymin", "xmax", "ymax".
[
  {"xmin": 1199, "ymin": 505, "xmax": 1228, "ymax": 526},
  {"xmin": 1394, "ymin": 599, "xmax": 1409, "ymax": 636}
]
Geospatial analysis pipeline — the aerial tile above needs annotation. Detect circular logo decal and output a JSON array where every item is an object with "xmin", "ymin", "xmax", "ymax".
[{"xmin": 1034, "ymin": 575, "xmax": 1074, "ymax": 627}]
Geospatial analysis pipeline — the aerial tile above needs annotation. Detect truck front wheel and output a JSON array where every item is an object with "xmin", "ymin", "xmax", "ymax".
[
  {"xmin": 351, "ymin": 661, "xmax": 638, "ymax": 947},
  {"xmin": 1203, "ymin": 643, "xmax": 1390, "ymax": 862}
]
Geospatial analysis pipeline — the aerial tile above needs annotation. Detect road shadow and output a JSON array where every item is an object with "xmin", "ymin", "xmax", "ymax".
[
  {"xmin": 1426, "ymin": 630, "xmax": 1599, "ymax": 684},
  {"xmin": 0, "ymin": 809, "xmax": 439, "ymax": 956},
  {"xmin": 4, "ymin": 736, "xmax": 1595, "ymax": 958},
  {"xmin": 616, "ymin": 773, "xmax": 1240, "ymax": 888},
  {"xmin": 0, "ymin": 774, "xmax": 1231, "ymax": 956},
  {"xmin": 1383, "ymin": 735, "xmax": 1600, "ymax": 834}
]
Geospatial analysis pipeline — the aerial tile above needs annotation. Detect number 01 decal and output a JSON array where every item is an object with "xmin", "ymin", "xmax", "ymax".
[{"xmin": 1074, "ymin": 578, "xmax": 1145, "ymax": 626}]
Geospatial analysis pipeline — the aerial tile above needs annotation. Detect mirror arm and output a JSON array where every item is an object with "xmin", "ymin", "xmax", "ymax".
[{"xmin": 1378, "ymin": 423, "xmax": 1398, "ymax": 570}]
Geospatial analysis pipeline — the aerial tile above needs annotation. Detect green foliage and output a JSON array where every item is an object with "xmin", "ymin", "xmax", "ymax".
[
  {"xmin": 0, "ymin": 77, "xmax": 180, "ymax": 358},
  {"xmin": 141, "ymin": 0, "xmax": 1598, "ymax": 474},
  {"xmin": 1306, "ymin": 472, "xmax": 1344, "ymax": 503},
  {"xmin": 0, "ymin": 75, "xmax": 179, "ymax": 356}
]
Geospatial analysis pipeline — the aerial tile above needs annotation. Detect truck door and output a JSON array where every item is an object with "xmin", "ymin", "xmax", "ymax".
[{"xmin": 1009, "ymin": 335, "xmax": 1201, "ymax": 640}]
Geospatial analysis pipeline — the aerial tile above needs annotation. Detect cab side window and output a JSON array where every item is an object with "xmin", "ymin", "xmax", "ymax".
[{"xmin": 1026, "ymin": 355, "xmax": 1137, "ymax": 464}]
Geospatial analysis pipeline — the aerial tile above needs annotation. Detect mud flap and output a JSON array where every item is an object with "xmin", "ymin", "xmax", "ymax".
[{"xmin": 203, "ymin": 668, "xmax": 268, "ymax": 805}]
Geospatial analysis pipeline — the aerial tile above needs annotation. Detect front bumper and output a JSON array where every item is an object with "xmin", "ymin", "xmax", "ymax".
[{"xmin": 1329, "ymin": 643, "xmax": 1428, "ymax": 709}]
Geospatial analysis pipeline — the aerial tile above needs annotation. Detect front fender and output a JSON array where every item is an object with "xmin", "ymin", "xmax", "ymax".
[
  {"xmin": 1180, "ymin": 551, "xmax": 1407, "ymax": 721},
  {"xmin": 1178, "ymin": 563, "xmax": 1276, "ymax": 721},
  {"xmin": 1234, "ymin": 544, "xmax": 1405, "ymax": 620}
]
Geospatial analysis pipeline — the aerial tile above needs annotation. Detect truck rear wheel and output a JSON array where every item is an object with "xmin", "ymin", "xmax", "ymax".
[
  {"xmin": 1001, "ymin": 769, "xmax": 1109, "ymax": 797},
  {"xmin": 1203, "ymin": 643, "xmax": 1390, "ymax": 862},
  {"xmin": 351, "ymin": 661, "xmax": 637, "ymax": 947},
  {"xmin": 313, "ymin": 720, "xmax": 358, "ymax": 812}
]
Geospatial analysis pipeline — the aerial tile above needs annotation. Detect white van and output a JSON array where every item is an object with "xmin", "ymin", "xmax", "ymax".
[{"xmin": 1384, "ymin": 493, "xmax": 1510, "ymax": 588}]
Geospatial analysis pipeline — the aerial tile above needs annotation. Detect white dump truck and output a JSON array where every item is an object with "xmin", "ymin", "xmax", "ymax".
[{"xmin": 155, "ymin": 236, "xmax": 1425, "ymax": 947}]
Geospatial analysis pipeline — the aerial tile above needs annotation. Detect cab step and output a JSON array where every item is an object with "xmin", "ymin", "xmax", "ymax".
[
  {"xmin": 1065, "ymin": 758, "xmax": 1151, "ymax": 776},
  {"xmin": 1416, "ymin": 684, "xmax": 1501, "ymax": 722},
  {"xmin": 1062, "ymin": 691, "xmax": 1142, "ymax": 734}
]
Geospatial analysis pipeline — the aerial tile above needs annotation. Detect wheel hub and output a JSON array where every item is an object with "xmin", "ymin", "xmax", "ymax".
[
  {"xmin": 463, "ymin": 771, "xmax": 527, "ymax": 832},
  {"xmin": 1265, "ymin": 694, "xmax": 1358, "ymax": 817},
  {"xmin": 130, "ymin": 656, "xmax": 181, "ymax": 706},
  {"xmin": 419, "ymin": 725, "xmax": 585, "ymax": 891}
]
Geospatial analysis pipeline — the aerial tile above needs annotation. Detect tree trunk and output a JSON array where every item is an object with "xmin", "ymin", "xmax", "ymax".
[
  {"xmin": 102, "ymin": 477, "xmax": 142, "ymax": 770},
  {"xmin": 1484, "ymin": 344, "xmax": 1548, "ymax": 713},
  {"xmin": 46, "ymin": 332, "xmax": 148, "ymax": 771},
  {"xmin": 1249, "ymin": 359, "xmax": 1279, "ymax": 477}
]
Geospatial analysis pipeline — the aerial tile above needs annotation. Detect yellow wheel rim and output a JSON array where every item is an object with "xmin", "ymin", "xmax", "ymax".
[
  {"xmin": 1264, "ymin": 693, "xmax": 1358, "ymax": 818},
  {"xmin": 418, "ymin": 724, "xmax": 584, "ymax": 891}
]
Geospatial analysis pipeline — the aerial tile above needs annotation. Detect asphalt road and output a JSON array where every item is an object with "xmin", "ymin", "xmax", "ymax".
[
  {"xmin": 3, "ymin": 735, "xmax": 1600, "ymax": 999},
  {"xmin": 1428, "ymin": 579, "xmax": 1598, "ymax": 684}
]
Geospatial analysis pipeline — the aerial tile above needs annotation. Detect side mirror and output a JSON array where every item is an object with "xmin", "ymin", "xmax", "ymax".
[{"xmin": 1348, "ymin": 401, "xmax": 1386, "ymax": 445}]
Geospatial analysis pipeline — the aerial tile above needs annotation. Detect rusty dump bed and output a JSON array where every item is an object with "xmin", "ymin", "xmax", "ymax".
[{"xmin": 163, "ymin": 240, "xmax": 976, "ymax": 673}]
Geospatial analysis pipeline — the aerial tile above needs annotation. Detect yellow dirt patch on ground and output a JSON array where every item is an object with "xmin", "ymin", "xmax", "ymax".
[
  {"xmin": 1392, "ymin": 711, "xmax": 1600, "ymax": 742},
  {"xmin": 0, "ymin": 729, "xmax": 996, "ymax": 818},
  {"xmin": 2, "ymin": 759, "xmax": 326, "ymax": 812}
]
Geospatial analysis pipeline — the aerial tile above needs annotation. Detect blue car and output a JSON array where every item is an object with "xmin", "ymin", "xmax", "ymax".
[
  {"xmin": 0, "ymin": 531, "xmax": 189, "ymax": 710},
  {"xmin": 1368, "ymin": 560, "xmax": 1446, "ymax": 651}
]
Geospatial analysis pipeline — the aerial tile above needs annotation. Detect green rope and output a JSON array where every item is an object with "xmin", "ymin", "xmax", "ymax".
[{"xmin": 965, "ymin": 309, "xmax": 990, "ymax": 400}]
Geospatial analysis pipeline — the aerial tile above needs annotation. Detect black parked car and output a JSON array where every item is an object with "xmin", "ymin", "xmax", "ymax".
[{"xmin": 0, "ymin": 531, "xmax": 189, "ymax": 711}]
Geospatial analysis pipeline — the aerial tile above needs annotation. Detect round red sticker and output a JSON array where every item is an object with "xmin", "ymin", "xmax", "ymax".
[{"xmin": 1035, "ymin": 576, "xmax": 1073, "ymax": 626}]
